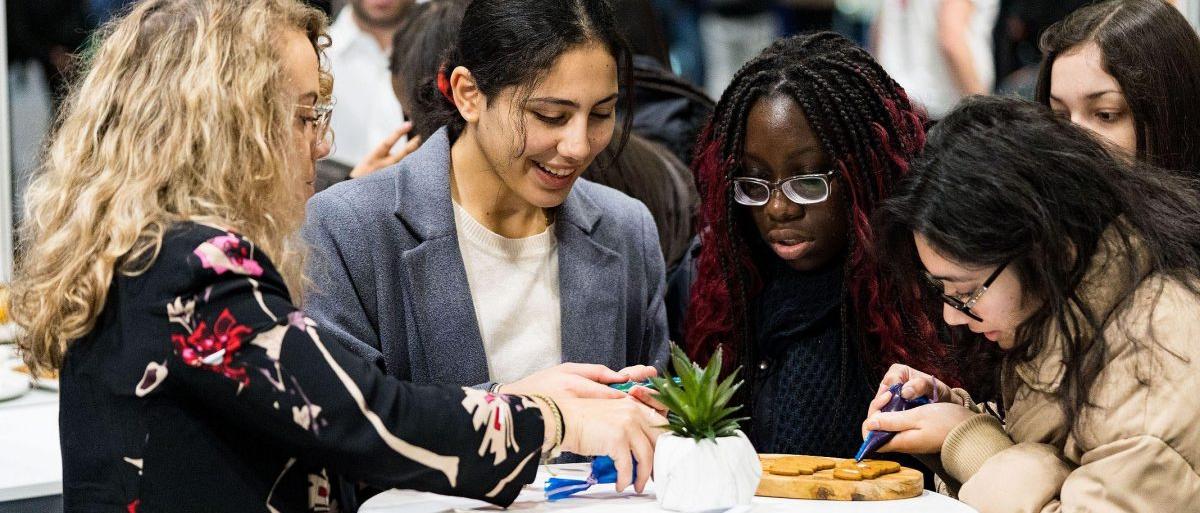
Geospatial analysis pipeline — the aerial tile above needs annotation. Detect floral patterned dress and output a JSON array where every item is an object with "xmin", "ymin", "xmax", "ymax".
[{"xmin": 58, "ymin": 223, "xmax": 545, "ymax": 512}]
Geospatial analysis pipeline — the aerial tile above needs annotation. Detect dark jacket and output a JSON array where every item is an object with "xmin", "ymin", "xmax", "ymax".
[
  {"xmin": 59, "ymin": 223, "xmax": 544, "ymax": 512},
  {"xmin": 630, "ymin": 55, "xmax": 715, "ymax": 166},
  {"xmin": 584, "ymin": 132, "xmax": 698, "ymax": 271}
]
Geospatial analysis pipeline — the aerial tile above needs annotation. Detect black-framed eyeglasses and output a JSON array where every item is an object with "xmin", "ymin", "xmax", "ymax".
[
  {"xmin": 731, "ymin": 170, "xmax": 836, "ymax": 206},
  {"xmin": 923, "ymin": 260, "xmax": 1010, "ymax": 323}
]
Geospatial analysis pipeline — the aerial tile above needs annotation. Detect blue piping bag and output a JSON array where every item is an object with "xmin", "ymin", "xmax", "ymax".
[
  {"xmin": 854, "ymin": 383, "xmax": 931, "ymax": 461},
  {"xmin": 545, "ymin": 456, "xmax": 634, "ymax": 501}
]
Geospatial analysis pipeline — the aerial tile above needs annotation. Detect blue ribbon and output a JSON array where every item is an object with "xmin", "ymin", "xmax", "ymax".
[{"xmin": 545, "ymin": 456, "xmax": 632, "ymax": 501}]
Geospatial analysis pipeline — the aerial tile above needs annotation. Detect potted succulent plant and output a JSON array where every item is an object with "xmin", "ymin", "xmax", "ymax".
[{"xmin": 649, "ymin": 343, "xmax": 761, "ymax": 512}]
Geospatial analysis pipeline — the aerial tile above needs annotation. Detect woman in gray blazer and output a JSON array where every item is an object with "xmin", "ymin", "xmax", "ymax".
[{"xmin": 303, "ymin": 0, "xmax": 669, "ymax": 400}]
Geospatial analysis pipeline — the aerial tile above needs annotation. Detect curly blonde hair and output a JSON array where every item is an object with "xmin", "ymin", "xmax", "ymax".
[{"xmin": 10, "ymin": 0, "xmax": 331, "ymax": 374}]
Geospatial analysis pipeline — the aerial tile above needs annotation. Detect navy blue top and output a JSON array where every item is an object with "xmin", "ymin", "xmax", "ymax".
[{"xmin": 746, "ymin": 260, "xmax": 876, "ymax": 457}]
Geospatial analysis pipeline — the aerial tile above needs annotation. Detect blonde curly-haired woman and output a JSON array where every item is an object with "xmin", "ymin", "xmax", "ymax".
[{"xmin": 8, "ymin": 1, "xmax": 664, "ymax": 511}]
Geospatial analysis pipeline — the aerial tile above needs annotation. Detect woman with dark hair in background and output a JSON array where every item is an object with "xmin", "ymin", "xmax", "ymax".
[
  {"xmin": 867, "ymin": 95, "xmax": 1200, "ymax": 512},
  {"xmin": 685, "ymin": 32, "xmax": 949, "ymax": 457},
  {"xmin": 389, "ymin": 0, "xmax": 468, "ymax": 142},
  {"xmin": 1037, "ymin": 0, "xmax": 1200, "ymax": 173},
  {"xmin": 305, "ymin": 0, "xmax": 669, "ymax": 413}
]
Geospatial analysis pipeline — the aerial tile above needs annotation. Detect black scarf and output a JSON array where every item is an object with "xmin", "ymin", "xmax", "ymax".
[{"xmin": 753, "ymin": 258, "xmax": 844, "ymax": 361}]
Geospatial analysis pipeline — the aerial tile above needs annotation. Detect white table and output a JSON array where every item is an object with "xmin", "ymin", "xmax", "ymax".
[
  {"xmin": 0, "ymin": 386, "xmax": 60, "ymax": 503},
  {"xmin": 361, "ymin": 463, "xmax": 979, "ymax": 513},
  {"xmin": 0, "ymin": 346, "xmax": 62, "ymax": 505}
]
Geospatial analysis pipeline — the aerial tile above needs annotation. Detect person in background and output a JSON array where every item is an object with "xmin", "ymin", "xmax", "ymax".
[
  {"xmin": 869, "ymin": 95, "xmax": 1200, "ymax": 513},
  {"xmin": 989, "ymin": 0, "xmax": 1089, "ymax": 97},
  {"xmin": 305, "ymin": 0, "xmax": 668, "ymax": 411},
  {"xmin": 777, "ymin": 0, "xmax": 836, "ymax": 36},
  {"xmin": 650, "ymin": 0, "xmax": 706, "ymax": 86},
  {"xmin": 316, "ymin": 0, "xmax": 419, "ymax": 191},
  {"xmin": 873, "ymin": 0, "xmax": 999, "ymax": 120},
  {"xmin": 698, "ymin": 0, "xmax": 780, "ymax": 99},
  {"xmin": 1037, "ymin": 0, "xmax": 1200, "ymax": 174},
  {"xmin": 613, "ymin": 0, "xmax": 716, "ymax": 167},
  {"xmin": 9, "ymin": 1, "xmax": 665, "ymax": 511},
  {"xmin": 685, "ymin": 32, "xmax": 950, "ymax": 457},
  {"xmin": 7, "ymin": 0, "xmax": 90, "ymax": 108},
  {"xmin": 8, "ymin": 0, "xmax": 92, "ymax": 223},
  {"xmin": 388, "ymin": 0, "xmax": 467, "ymax": 143}
]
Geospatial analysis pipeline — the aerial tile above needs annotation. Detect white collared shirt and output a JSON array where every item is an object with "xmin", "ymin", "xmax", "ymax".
[{"xmin": 326, "ymin": 6, "xmax": 406, "ymax": 167}]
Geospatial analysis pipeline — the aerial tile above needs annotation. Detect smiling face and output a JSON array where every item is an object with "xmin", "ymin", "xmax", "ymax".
[
  {"xmin": 740, "ymin": 93, "xmax": 848, "ymax": 271},
  {"xmin": 914, "ymin": 233, "xmax": 1038, "ymax": 349},
  {"xmin": 463, "ymin": 43, "xmax": 619, "ymax": 209},
  {"xmin": 1049, "ymin": 42, "xmax": 1137, "ymax": 158}
]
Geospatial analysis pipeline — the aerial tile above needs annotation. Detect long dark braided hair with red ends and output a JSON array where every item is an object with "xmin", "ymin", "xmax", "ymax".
[{"xmin": 686, "ymin": 32, "xmax": 952, "ymax": 385}]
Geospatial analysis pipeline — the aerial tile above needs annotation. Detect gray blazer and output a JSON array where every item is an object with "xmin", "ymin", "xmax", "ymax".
[{"xmin": 302, "ymin": 128, "xmax": 669, "ymax": 390}]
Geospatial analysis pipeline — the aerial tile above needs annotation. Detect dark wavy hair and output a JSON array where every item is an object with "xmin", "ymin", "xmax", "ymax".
[
  {"xmin": 424, "ymin": 0, "xmax": 633, "ymax": 154},
  {"xmin": 1037, "ymin": 0, "xmax": 1200, "ymax": 174},
  {"xmin": 390, "ymin": 0, "xmax": 469, "ymax": 141},
  {"xmin": 878, "ymin": 96, "xmax": 1200, "ymax": 436},
  {"xmin": 685, "ymin": 32, "xmax": 947, "ymax": 382}
]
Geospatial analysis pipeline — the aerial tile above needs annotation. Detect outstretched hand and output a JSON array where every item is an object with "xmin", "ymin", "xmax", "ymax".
[{"xmin": 349, "ymin": 122, "xmax": 422, "ymax": 179}]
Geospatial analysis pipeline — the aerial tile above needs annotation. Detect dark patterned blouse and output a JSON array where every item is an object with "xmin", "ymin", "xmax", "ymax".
[{"xmin": 59, "ymin": 223, "xmax": 545, "ymax": 512}]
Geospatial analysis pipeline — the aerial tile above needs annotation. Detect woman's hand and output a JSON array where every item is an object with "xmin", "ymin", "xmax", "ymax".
[
  {"xmin": 867, "ymin": 363, "xmax": 953, "ymax": 420},
  {"xmin": 499, "ymin": 363, "xmax": 632, "ymax": 399},
  {"xmin": 556, "ymin": 396, "xmax": 667, "ymax": 493},
  {"xmin": 348, "ymin": 122, "xmax": 422, "ymax": 179},
  {"xmin": 861, "ymin": 402, "xmax": 977, "ymax": 454},
  {"xmin": 615, "ymin": 364, "xmax": 658, "ymax": 382},
  {"xmin": 627, "ymin": 386, "xmax": 668, "ymax": 417},
  {"xmin": 612, "ymin": 365, "xmax": 669, "ymax": 416}
]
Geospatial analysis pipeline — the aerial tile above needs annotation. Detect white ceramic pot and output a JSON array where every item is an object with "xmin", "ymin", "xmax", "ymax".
[{"xmin": 653, "ymin": 430, "xmax": 761, "ymax": 512}]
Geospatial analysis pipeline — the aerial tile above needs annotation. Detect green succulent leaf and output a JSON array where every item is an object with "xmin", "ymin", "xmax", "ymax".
[{"xmin": 648, "ymin": 343, "xmax": 747, "ymax": 442}]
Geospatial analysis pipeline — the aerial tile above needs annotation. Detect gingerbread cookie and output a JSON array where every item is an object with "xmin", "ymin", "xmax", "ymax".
[
  {"xmin": 832, "ymin": 460, "xmax": 901, "ymax": 480},
  {"xmin": 764, "ymin": 455, "xmax": 837, "ymax": 476}
]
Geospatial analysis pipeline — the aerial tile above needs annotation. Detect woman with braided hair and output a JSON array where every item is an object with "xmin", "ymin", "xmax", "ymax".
[{"xmin": 685, "ymin": 32, "xmax": 950, "ymax": 457}]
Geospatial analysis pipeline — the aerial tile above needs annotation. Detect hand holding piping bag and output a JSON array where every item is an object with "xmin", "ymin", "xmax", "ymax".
[{"xmin": 858, "ymin": 364, "xmax": 976, "ymax": 457}]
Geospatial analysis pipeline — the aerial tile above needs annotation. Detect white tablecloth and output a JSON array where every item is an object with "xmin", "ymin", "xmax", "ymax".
[
  {"xmin": 361, "ymin": 463, "xmax": 979, "ymax": 513},
  {"xmin": 0, "ymin": 347, "xmax": 61, "ymax": 503}
]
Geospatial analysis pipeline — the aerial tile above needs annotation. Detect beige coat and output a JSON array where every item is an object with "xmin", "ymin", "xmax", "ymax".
[{"xmin": 939, "ymin": 232, "xmax": 1200, "ymax": 512}]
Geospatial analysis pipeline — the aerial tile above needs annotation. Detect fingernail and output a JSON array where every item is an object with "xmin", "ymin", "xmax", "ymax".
[{"xmin": 865, "ymin": 419, "xmax": 879, "ymax": 430}]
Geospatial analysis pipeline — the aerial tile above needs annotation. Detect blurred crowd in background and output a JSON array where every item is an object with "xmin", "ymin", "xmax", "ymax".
[{"xmin": 5, "ymin": 0, "xmax": 1183, "ymax": 218}]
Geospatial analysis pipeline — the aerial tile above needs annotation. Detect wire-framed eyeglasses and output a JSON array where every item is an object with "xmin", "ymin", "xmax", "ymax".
[
  {"xmin": 923, "ymin": 260, "xmax": 1010, "ymax": 323},
  {"xmin": 295, "ymin": 99, "xmax": 334, "ymax": 142}
]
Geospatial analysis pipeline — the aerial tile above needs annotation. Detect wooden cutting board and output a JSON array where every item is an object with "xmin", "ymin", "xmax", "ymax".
[{"xmin": 755, "ymin": 454, "xmax": 923, "ymax": 501}]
